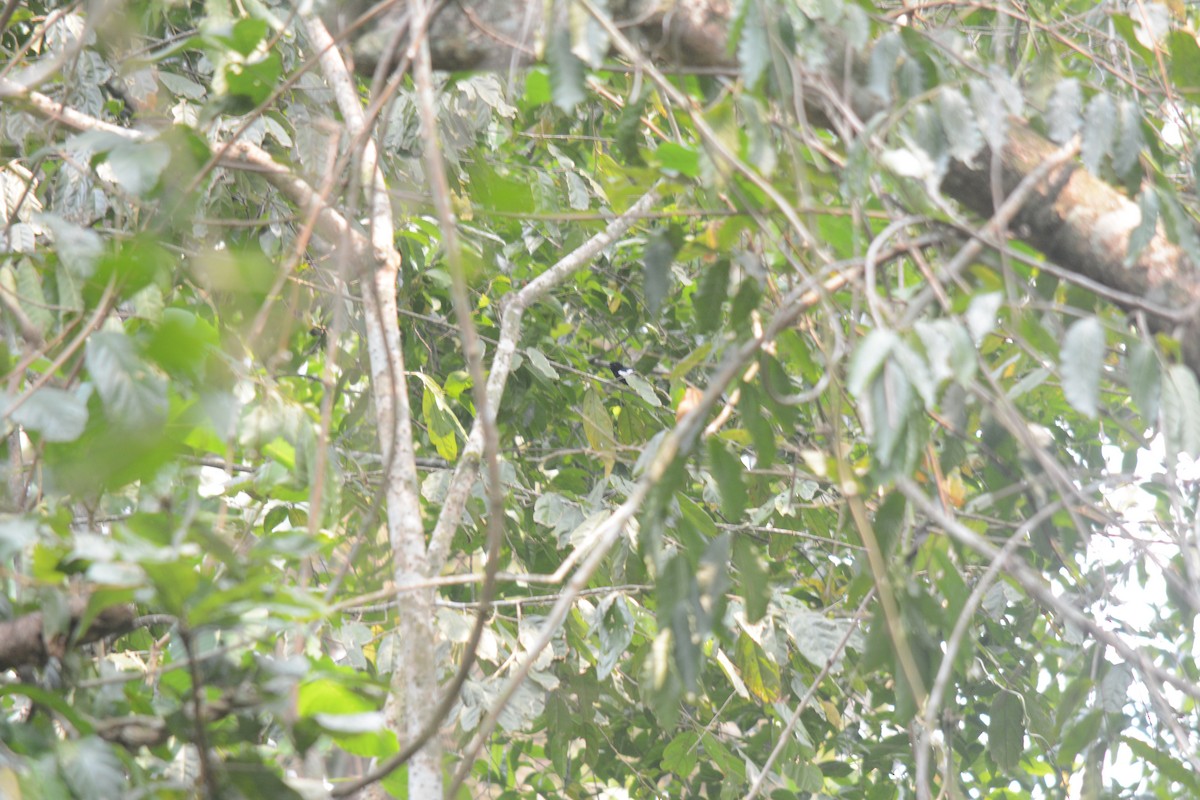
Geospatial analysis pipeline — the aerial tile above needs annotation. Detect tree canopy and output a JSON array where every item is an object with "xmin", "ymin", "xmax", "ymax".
[{"xmin": 2, "ymin": 0, "xmax": 1200, "ymax": 798}]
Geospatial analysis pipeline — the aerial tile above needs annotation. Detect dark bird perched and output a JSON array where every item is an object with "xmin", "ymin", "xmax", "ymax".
[
  {"xmin": 588, "ymin": 355, "xmax": 635, "ymax": 385},
  {"xmin": 607, "ymin": 361, "xmax": 634, "ymax": 384}
]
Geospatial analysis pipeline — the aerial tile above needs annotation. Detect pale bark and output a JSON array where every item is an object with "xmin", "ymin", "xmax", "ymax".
[{"xmin": 302, "ymin": 15, "xmax": 441, "ymax": 798}]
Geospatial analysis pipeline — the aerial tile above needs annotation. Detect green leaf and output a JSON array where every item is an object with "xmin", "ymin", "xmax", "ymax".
[
  {"xmin": 9, "ymin": 386, "xmax": 90, "ymax": 443},
  {"xmin": 869, "ymin": 360, "xmax": 917, "ymax": 468},
  {"xmin": 666, "ymin": 342, "xmax": 713, "ymax": 381},
  {"xmin": 104, "ymin": 141, "xmax": 171, "ymax": 196},
  {"xmin": 615, "ymin": 91, "xmax": 649, "ymax": 165},
  {"xmin": 224, "ymin": 51, "xmax": 283, "ymax": 105},
  {"xmin": 1060, "ymin": 316, "xmax": 1105, "ymax": 418},
  {"xmin": 36, "ymin": 213, "xmax": 103, "ymax": 277},
  {"xmin": 914, "ymin": 319, "xmax": 976, "ymax": 386},
  {"xmin": 701, "ymin": 731, "xmax": 746, "ymax": 779},
  {"xmin": 778, "ymin": 596, "xmax": 861, "ymax": 673},
  {"xmin": 847, "ymin": 329, "xmax": 897, "ymax": 397},
  {"xmin": 299, "ymin": 678, "xmax": 396, "ymax": 758},
  {"xmin": 85, "ymin": 331, "xmax": 168, "ymax": 430},
  {"xmin": 444, "ymin": 370, "xmax": 472, "ymax": 399},
  {"xmin": 733, "ymin": 537, "xmax": 769, "ymax": 622},
  {"xmin": 419, "ymin": 374, "xmax": 460, "ymax": 461},
  {"xmin": 227, "ymin": 17, "xmax": 269, "ymax": 56},
  {"xmin": 965, "ymin": 292, "xmax": 1003, "ymax": 342},
  {"xmin": 641, "ymin": 631, "xmax": 682, "ymax": 728},
  {"xmin": 661, "ymin": 730, "xmax": 701, "ymax": 777},
  {"xmin": 693, "ymin": 259, "xmax": 730, "ymax": 334},
  {"xmin": 734, "ymin": 630, "xmax": 781, "ymax": 703},
  {"xmin": 468, "ymin": 162, "xmax": 535, "ymax": 214},
  {"xmin": 13, "ymin": 259, "xmax": 51, "ymax": 335},
  {"xmin": 145, "ymin": 308, "xmax": 218, "ymax": 381},
  {"xmin": 582, "ymin": 388, "xmax": 617, "ymax": 475},
  {"xmin": 653, "ymin": 142, "xmax": 700, "ymax": 178},
  {"xmin": 61, "ymin": 737, "xmax": 124, "ymax": 800},
  {"xmin": 1121, "ymin": 736, "xmax": 1200, "ymax": 791},
  {"xmin": 594, "ymin": 595, "xmax": 634, "ymax": 681},
  {"xmin": 643, "ymin": 229, "xmax": 677, "ymax": 317},
  {"xmin": 707, "ymin": 437, "xmax": 746, "ymax": 521},
  {"xmin": 1127, "ymin": 187, "xmax": 1159, "ymax": 265},
  {"xmin": 523, "ymin": 69, "xmax": 551, "ymax": 106},
  {"xmin": 524, "ymin": 347, "xmax": 559, "ymax": 380},
  {"xmin": 1169, "ymin": 30, "xmax": 1200, "ymax": 99},
  {"xmin": 1113, "ymin": 99, "xmax": 1143, "ymax": 178},
  {"xmin": 547, "ymin": 26, "xmax": 586, "ymax": 111},
  {"xmin": 1163, "ymin": 364, "xmax": 1200, "ymax": 457},
  {"xmin": 867, "ymin": 33, "xmax": 902, "ymax": 103},
  {"xmin": 988, "ymin": 689, "xmax": 1026, "ymax": 771},
  {"xmin": 1080, "ymin": 92, "xmax": 1116, "ymax": 174},
  {"xmin": 1047, "ymin": 78, "xmax": 1082, "ymax": 143},
  {"xmin": 1098, "ymin": 664, "xmax": 1132, "ymax": 712},
  {"xmin": 142, "ymin": 558, "xmax": 201, "ymax": 618},
  {"xmin": 677, "ymin": 493, "xmax": 718, "ymax": 542},
  {"xmin": 1127, "ymin": 339, "xmax": 1160, "ymax": 421},
  {"xmin": 624, "ymin": 372, "xmax": 661, "ymax": 406},
  {"xmin": 939, "ymin": 88, "xmax": 982, "ymax": 162},
  {"xmin": 736, "ymin": 0, "xmax": 769, "ymax": 90},
  {"xmin": 94, "ymin": 235, "xmax": 171, "ymax": 299},
  {"xmin": 740, "ymin": 383, "xmax": 776, "ymax": 469},
  {"xmin": 1060, "ymin": 707, "xmax": 1103, "ymax": 764},
  {"xmin": 1158, "ymin": 189, "xmax": 1200, "ymax": 264},
  {"xmin": 1109, "ymin": 14, "xmax": 1154, "ymax": 68},
  {"xmin": 567, "ymin": 0, "xmax": 609, "ymax": 68},
  {"xmin": 891, "ymin": 340, "xmax": 935, "ymax": 409}
]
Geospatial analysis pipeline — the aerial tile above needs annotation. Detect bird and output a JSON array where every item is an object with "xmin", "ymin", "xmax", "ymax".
[
  {"xmin": 588, "ymin": 355, "xmax": 635, "ymax": 385},
  {"xmin": 607, "ymin": 361, "xmax": 635, "ymax": 384}
]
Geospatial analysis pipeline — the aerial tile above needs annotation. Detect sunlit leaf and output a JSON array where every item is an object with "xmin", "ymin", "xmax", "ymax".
[
  {"xmin": 653, "ymin": 141, "xmax": 701, "ymax": 178},
  {"xmin": 1080, "ymin": 92, "xmax": 1115, "ymax": 174},
  {"xmin": 939, "ymin": 88, "xmax": 982, "ymax": 162},
  {"xmin": 1127, "ymin": 339, "xmax": 1161, "ymax": 421},
  {"xmin": 1163, "ymin": 364, "xmax": 1200, "ymax": 457},
  {"xmin": 524, "ymin": 347, "xmax": 559, "ymax": 380},
  {"xmin": 9, "ymin": 386, "xmax": 90, "ymax": 443},
  {"xmin": 1060, "ymin": 316, "xmax": 1105, "ymax": 418},
  {"xmin": 85, "ymin": 332, "xmax": 168, "ymax": 430},
  {"xmin": 847, "ymin": 329, "xmax": 897, "ymax": 397},
  {"xmin": 736, "ymin": 0, "xmax": 769, "ymax": 90},
  {"xmin": 1047, "ymin": 78, "xmax": 1082, "ymax": 143},
  {"xmin": 733, "ymin": 630, "xmax": 781, "ymax": 703}
]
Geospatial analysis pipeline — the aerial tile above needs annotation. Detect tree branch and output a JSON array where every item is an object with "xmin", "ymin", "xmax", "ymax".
[
  {"xmin": 0, "ymin": 598, "xmax": 136, "ymax": 672},
  {"xmin": 425, "ymin": 187, "xmax": 660, "ymax": 574}
]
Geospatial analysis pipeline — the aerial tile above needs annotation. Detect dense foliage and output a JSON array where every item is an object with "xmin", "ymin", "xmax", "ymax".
[{"xmin": 1, "ymin": 0, "xmax": 1199, "ymax": 798}]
